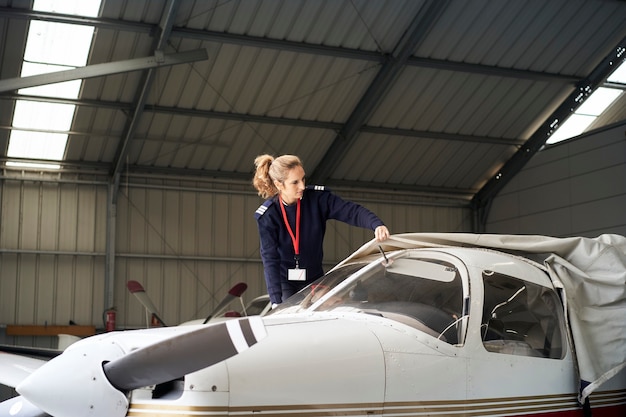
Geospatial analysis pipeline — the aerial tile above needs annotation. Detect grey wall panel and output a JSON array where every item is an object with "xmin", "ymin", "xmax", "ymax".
[
  {"xmin": 0, "ymin": 181, "xmax": 107, "ymax": 328},
  {"xmin": 487, "ymin": 125, "xmax": 626, "ymax": 237},
  {"xmin": 0, "ymin": 254, "xmax": 17, "ymax": 322},
  {"xmin": 1, "ymin": 176, "xmax": 471, "ymax": 330},
  {"xmin": 1, "ymin": 182, "xmax": 21, "ymax": 248},
  {"xmin": 0, "ymin": 253, "xmax": 104, "ymax": 326},
  {"xmin": 571, "ymin": 195, "xmax": 626, "ymax": 236}
]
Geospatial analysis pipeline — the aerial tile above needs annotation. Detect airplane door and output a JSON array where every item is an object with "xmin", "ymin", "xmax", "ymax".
[
  {"xmin": 227, "ymin": 318, "xmax": 387, "ymax": 412},
  {"xmin": 466, "ymin": 269, "xmax": 579, "ymax": 414},
  {"xmin": 372, "ymin": 324, "xmax": 469, "ymax": 409}
]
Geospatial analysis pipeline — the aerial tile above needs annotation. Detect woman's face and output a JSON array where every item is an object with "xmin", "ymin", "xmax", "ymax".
[{"xmin": 277, "ymin": 165, "xmax": 305, "ymax": 205}]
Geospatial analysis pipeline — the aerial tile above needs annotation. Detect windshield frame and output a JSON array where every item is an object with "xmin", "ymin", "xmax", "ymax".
[{"xmin": 269, "ymin": 250, "xmax": 470, "ymax": 345}]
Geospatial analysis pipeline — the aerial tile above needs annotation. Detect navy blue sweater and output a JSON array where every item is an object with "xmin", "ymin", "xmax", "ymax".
[{"xmin": 255, "ymin": 186, "xmax": 385, "ymax": 304}]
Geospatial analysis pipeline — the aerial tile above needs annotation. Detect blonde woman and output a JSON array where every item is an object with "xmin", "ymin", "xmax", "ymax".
[{"xmin": 253, "ymin": 154, "xmax": 389, "ymax": 306}]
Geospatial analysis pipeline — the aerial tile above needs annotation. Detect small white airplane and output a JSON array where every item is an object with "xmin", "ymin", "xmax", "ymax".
[{"xmin": 1, "ymin": 232, "xmax": 625, "ymax": 417}]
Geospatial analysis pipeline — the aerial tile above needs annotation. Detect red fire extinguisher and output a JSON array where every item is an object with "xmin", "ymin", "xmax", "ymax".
[{"xmin": 104, "ymin": 308, "xmax": 116, "ymax": 332}]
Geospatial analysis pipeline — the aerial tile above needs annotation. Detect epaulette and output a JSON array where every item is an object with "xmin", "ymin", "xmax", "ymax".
[
  {"xmin": 255, "ymin": 199, "xmax": 274, "ymax": 219},
  {"xmin": 307, "ymin": 185, "xmax": 329, "ymax": 192}
]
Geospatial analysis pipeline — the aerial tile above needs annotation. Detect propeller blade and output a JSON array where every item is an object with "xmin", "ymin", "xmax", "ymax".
[
  {"xmin": 202, "ymin": 282, "xmax": 248, "ymax": 324},
  {"xmin": 126, "ymin": 280, "xmax": 167, "ymax": 326},
  {"xmin": 104, "ymin": 316, "xmax": 265, "ymax": 391},
  {"xmin": 0, "ymin": 396, "xmax": 50, "ymax": 417}
]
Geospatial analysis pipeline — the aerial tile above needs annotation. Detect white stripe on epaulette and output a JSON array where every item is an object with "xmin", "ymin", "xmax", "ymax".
[
  {"xmin": 313, "ymin": 185, "xmax": 325, "ymax": 191},
  {"xmin": 255, "ymin": 205, "xmax": 268, "ymax": 216}
]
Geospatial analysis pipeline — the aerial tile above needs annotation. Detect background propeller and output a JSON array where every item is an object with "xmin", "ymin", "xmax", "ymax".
[
  {"xmin": 128, "ymin": 280, "xmax": 249, "ymax": 326},
  {"xmin": 127, "ymin": 280, "xmax": 167, "ymax": 326},
  {"xmin": 203, "ymin": 282, "xmax": 248, "ymax": 324}
]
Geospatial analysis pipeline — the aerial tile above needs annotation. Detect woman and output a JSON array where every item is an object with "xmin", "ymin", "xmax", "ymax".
[{"xmin": 253, "ymin": 154, "xmax": 390, "ymax": 306}]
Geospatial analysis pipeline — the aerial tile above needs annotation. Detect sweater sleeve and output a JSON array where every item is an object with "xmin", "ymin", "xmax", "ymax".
[
  {"xmin": 322, "ymin": 190, "xmax": 385, "ymax": 230},
  {"xmin": 255, "ymin": 200, "xmax": 283, "ymax": 304}
]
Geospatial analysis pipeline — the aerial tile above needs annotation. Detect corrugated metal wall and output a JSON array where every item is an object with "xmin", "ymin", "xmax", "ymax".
[
  {"xmin": 0, "ymin": 177, "xmax": 471, "ymax": 331},
  {"xmin": 0, "ymin": 180, "xmax": 107, "ymax": 328},
  {"xmin": 487, "ymin": 124, "xmax": 626, "ymax": 237}
]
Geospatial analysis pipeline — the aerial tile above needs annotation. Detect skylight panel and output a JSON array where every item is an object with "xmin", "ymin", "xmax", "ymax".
[
  {"xmin": 607, "ymin": 61, "xmax": 626, "ymax": 84},
  {"xmin": 25, "ymin": 20, "xmax": 94, "ymax": 68},
  {"xmin": 547, "ymin": 85, "xmax": 623, "ymax": 145},
  {"xmin": 34, "ymin": 0, "xmax": 101, "ymax": 17},
  {"xmin": 7, "ymin": 131, "xmax": 67, "ymax": 169},
  {"xmin": 6, "ymin": 0, "xmax": 102, "ymax": 170},
  {"xmin": 546, "ymin": 114, "xmax": 596, "ymax": 144},
  {"xmin": 576, "ymin": 87, "xmax": 622, "ymax": 116},
  {"xmin": 13, "ymin": 101, "xmax": 75, "ymax": 131}
]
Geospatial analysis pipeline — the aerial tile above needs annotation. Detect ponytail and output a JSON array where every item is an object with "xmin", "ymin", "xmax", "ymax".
[{"xmin": 252, "ymin": 154, "xmax": 303, "ymax": 199}]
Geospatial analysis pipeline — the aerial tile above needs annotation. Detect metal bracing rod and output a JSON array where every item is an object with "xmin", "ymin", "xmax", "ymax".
[
  {"xmin": 0, "ymin": 49, "xmax": 208, "ymax": 93},
  {"xmin": 105, "ymin": 0, "xmax": 182, "ymax": 312},
  {"xmin": 311, "ymin": 0, "xmax": 450, "ymax": 184}
]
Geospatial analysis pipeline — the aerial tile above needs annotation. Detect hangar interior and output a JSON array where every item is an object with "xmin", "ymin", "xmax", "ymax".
[{"xmin": 0, "ymin": 0, "xmax": 625, "ymax": 347}]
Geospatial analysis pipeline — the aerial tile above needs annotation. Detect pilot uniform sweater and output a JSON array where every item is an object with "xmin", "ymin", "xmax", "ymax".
[{"xmin": 255, "ymin": 186, "xmax": 385, "ymax": 304}]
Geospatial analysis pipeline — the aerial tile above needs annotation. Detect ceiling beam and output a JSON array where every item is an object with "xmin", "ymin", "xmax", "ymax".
[
  {"xmin": 125, "ymin": 165, "xmax": 474, "ymax": 201},
  {"xmin": 1, "ymin": 93, "xmax": 522, "ymax": 146},
  {"xmin": 326, "ymin": 178, "xmax": 474, "ymax": 199},
  {"xmin": 0, "ymin": 7, "xmax": 576, "ymax": 84},
  {"xmin": 359, "ymin": 126, "xmax": 524, "ymax": 146},
  {"xmin": 110, "ymin": 0, "xmax": 181, "ymax": 182},
  {"xmin": 472, "ymin": 36, "xmax": 626, "ymax": 218},
  {"xmin": 0, "ymin": 49, "xmax": 208, "ymax": 93},
  {"xmin": 311, "ymin": 0, "xmax": 450, "ymax": 183}
]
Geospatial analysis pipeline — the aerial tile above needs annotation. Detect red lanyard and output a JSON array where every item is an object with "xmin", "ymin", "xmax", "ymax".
[{"xmin": 279, "ymin": 196, "xmax": 301, "ymax": 265}]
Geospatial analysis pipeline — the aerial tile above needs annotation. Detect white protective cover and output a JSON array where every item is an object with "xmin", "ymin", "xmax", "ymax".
[{"xmin": 339, "ymin": 232, "xmax": 626, "ymax": 402}]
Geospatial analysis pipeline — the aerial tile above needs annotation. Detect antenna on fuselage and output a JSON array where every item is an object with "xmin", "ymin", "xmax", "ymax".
[{"xmin": 377, "ymin": 245, "xmax": 390, "ymax": 266}]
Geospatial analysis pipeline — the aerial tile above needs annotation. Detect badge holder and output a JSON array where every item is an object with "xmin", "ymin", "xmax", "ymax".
[{"xmin": 288, "ymin": 255, "xmax": 306, "ymax": 281}]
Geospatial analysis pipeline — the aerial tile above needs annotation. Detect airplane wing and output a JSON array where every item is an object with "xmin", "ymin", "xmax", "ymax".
[{"xmin": 0, "ymin": 351, "xmax": 47, "ymax": 388}]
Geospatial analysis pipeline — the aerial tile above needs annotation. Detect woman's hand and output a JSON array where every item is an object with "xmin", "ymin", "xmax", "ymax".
[{"xmin": 374, "ymin": 225, "xmax": 390, "ymax": 242}]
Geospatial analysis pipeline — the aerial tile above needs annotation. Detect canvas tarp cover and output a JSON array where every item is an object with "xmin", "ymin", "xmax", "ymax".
[{"xmin": 339, "ymin": 233, "xmax": 626, "ymax": 402}]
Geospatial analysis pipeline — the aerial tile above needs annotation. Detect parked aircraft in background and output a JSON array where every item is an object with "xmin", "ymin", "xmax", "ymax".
[
  {"xmin": 126, "ymin": 280, "xmax": 271, "ymax": 327},
  {"xmin": 127, "ymin": 280, "xmax": 271, "ymax": 327},
  {"xmin": 1, "ymin": 233, "xmax": 624, "ymax": 417}
]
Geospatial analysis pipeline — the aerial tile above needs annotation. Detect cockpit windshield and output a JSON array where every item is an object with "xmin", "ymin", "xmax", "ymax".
[{"xmin": 270, "ymin": 254, "xmax": 467, "ymax": 344}]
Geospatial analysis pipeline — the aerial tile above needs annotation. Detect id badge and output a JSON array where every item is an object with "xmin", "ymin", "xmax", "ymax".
[{"xmin": 288, "ymin": 268, "xmax": 306, "ymax": 281}]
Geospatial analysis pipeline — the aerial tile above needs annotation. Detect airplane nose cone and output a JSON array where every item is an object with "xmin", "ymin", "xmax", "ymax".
[{"xmin": 17, "ymin": 342, "xmax": 128, "ymax": 417}]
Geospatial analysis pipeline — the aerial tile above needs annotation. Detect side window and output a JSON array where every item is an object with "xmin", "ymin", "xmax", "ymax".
[{"xmin": 482, "ymin": 271, "xmax": 564, "ymax": 359}]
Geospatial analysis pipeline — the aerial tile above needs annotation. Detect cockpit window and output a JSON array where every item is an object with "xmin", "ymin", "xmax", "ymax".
[
  {"xmin": 272, "ymin": 256, "xmax": 466, "ymax": 345},
  {"xmin": 482, "ymin": 271, "xmax": 564, "ymax": 359}
]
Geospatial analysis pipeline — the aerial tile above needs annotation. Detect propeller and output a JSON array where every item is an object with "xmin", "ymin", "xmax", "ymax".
[
  {"xmin": 127, "ymin": 281, "xmax": 249, "ymax": 326},
  {"xmin": 104, "ymin": 314, "xmax": 262, "ymax": 390},
  {"xmin": 202, "ymin": 282, "xmax": 248, "ymax": 324},
  {"xmin": 126, "ymin": 280, "xmax": 167, "ymax": 326},
  {"xmin": 15, "ymin": 316, "xmax": 266, "ymax": 417}
]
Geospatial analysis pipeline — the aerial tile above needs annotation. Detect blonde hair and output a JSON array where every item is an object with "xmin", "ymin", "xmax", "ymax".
[{"xmin": 253, "ymin": 154, "xmax": 303, "ymax": 199}]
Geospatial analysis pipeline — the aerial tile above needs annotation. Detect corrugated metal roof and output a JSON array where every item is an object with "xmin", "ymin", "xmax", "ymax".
[{"xmin": 0, "ymin": 0, "xmax": 625, "ymax": 210}]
